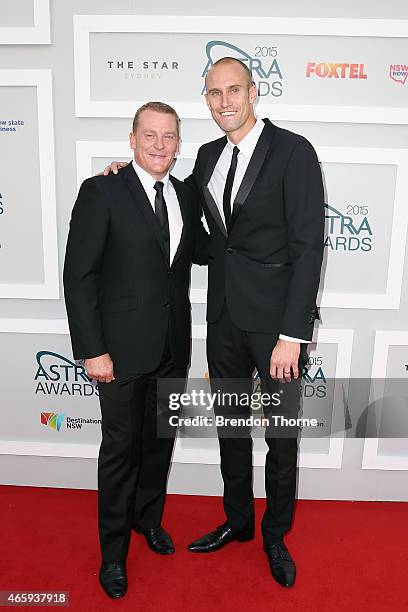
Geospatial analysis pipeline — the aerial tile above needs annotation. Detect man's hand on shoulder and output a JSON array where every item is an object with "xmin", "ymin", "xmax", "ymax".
[
  {"xmin": 101, "ymin": 161, "xmax": 129, "ymax": 176},
  {"xmin": 85, "ymin": 353, "xmax": 115, "ymax": 383},
  {"xmin": 270, "ymin": 340, "xmax": 300, "ymax": 383}
]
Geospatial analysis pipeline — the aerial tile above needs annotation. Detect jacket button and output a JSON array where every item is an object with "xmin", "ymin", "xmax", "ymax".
[
  {"xmin": 227, "ymin": 248, "xmax": 233, "ymax": 253},
  {"xmin": 164, "ymin": 302, "xmax": 170, "ymax": 308}
]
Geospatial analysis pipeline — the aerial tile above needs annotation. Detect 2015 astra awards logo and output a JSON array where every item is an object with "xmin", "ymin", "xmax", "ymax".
[
  {"xmin": 324, "ymin": 203, "xmax": 372, "ymax": 252},
  {"xmin": 201, "ymin": 40, "xmax": 284, "ymax": 97},
  {"xmin": 303, "ymin": 356, "xmax": 327, "ymax": 399},
  {"xmin": 34, "ymin": 351, "xmax": 98, "ymax": 397},
  {"xmin": 253, "ymin": 359, "xmax": 327, "ymax": 399}
]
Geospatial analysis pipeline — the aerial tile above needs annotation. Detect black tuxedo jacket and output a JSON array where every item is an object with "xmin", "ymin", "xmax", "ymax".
[
  {"xmin": 63, "ymin": 163, "xmax": 208, "ymax": 374},
  {"xmin": 185, "ymin": 119, "xmax": 324, "ymax": 341}
]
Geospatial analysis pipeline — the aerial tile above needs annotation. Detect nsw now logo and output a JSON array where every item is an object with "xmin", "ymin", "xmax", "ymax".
[{"xmin": 389, "ymin": 64, "xmax": 408, "ymax": 85}]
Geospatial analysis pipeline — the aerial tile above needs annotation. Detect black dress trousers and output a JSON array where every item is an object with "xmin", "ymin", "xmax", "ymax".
[
  {"xmin": 206, "ymin": 303, "xmax": 308, "ymax": 544},
  {"xmin": 97, "ymin": 333, "xmax": 186, "ymax": 563}
]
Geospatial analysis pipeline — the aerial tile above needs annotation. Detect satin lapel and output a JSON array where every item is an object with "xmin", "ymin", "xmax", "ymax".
[
  {"xmin": 203, "ymin": 187, "xmax": 227, "ymax": 237},
  {"xmin": 202, "ymin": 137, "xmax": 228, "ymax": 238},
  {"xmin": 229, "ymin": 121, "xmax": 276, "ymax": 231},
  {"xmin": 121, "ymin": 163, "xmax": 167, "ymax": 261},
  {"xmin": 170, "ymin": 176, "xmax": 187, "ymax": 267}
]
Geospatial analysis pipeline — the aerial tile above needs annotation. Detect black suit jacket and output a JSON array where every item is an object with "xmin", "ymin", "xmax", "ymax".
[
  {"xmin": 63, "ymin": 163, "xmax": 208, "ymax": 374},
  {"xmin": 185, "ymin": 119, "xmax": 324, "ymax": 341}
]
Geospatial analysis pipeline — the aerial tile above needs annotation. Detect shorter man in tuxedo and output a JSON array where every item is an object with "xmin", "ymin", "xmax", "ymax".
[
  {"xmin": 63, "ymin": 102, "xmax": 208, "ymax": 599},
  {"xmin": 102, "ymin": 59, "xmax": 324, "ymax": 588}
]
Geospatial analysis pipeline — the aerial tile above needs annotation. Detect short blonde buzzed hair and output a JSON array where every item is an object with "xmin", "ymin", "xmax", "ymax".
[{"xmin": 132, "ymin": 101, "xmax": 181, "ymax": 137}]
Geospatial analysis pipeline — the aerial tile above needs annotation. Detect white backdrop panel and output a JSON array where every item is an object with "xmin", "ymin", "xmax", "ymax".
[
  {"xmin": 74, "ymin": 15, "xmax": 408, "ymax": 123},
  {"xmin": 0, "ymin": 0, "xmax": 50, "ymax": 44},
  {"xmin": 363, "ymin": 331, "xmax": 408, "ymax": 471},
  {"xmin": 0, "ymin": 70, "xmax": 58, "ymax": 299}
]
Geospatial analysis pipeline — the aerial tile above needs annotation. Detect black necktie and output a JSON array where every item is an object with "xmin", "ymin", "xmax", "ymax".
[
  {"xmin": 223, "ymin": 146, "xmax": 239, "ymax": 231},
  {"xmin": 153, "ymin": 181, "xmax": 170, "ymax": 264}
]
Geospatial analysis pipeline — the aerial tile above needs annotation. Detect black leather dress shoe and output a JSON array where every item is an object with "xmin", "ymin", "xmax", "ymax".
[
  {"xmin": 188, "ymin": 522, "xmax": 254, "ymax": 553},
  {"xmin": 99, "ymin": 562, "xmax": 127, "ymax": 599},
  {"xmin": 263, "ymin": 542, "xmax": 296, "ymax": 587},
  {"xmin": 135, "ymin": 526, "xmax": 175, "ymax": 555}
]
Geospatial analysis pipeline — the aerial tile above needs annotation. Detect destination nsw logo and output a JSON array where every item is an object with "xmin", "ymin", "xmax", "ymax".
[
  {"xmin": 34, "ymin": 351, "xmax": 98, "ymax": 397},
  {"xmin": 324, "ymin": 203, "xmax": 372, "ymax": 252},
  {"xmin": 201, "ymin": 40, "xmax": 283, "ymax": 97},
  {"xmin": 41, "ymin": 412, "xmax": 65, "ymax": 431},
  {"xmin": 40, "ymin": 412, "xmax": 100, "ymax": 432}
]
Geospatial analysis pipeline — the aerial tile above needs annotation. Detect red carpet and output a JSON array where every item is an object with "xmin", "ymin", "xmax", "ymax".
[{"xmin": 0, "ymin": 486, "xmax": 407, "ymax": 611}]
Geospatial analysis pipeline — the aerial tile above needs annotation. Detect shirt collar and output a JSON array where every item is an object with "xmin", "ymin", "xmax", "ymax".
[
  {"xmin": 132, "ymin": 159, "xmax": 170, "ymax": 193},
  {"xmin": 226, "ymin": 118, "xmax": 264, "ymax": 159}
]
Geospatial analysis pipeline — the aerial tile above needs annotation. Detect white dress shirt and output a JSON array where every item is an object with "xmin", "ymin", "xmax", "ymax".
[
  {"xmin": 132, "ymin": 160, "xmax": 183, "ymax": 265},
  {"xmin": 208, "ymin": 119, "xmax": 307, "ymax": 344}
]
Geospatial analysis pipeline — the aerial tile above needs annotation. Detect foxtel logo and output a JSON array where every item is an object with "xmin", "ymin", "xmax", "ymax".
[{"xmin": 306, "ymin": 62, "xmax": 367, "ymax": 79}]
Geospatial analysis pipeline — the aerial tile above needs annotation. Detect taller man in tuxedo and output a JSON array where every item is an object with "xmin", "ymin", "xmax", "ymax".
[
  {"xmin": 103, "ymin": 58, "xmax": 325, "ymax": 587},
  {"xmin": 63, "ymin": 102, "xmax": 208, "ymax": 599},
  {"xmin": 183, "ymin": 57, "xmax": 324, "ymax": 587}
]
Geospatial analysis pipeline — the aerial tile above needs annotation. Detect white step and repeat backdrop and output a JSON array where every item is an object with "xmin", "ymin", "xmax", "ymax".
[{"xmin": 1, "ymin": 0, "xmax": 408, "ymax": 500}]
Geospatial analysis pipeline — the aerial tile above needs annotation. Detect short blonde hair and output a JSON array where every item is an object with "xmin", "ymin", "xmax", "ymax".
[{"xmin": 132, "ymin": 101, "xmax": 180, "ymax": 137}]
